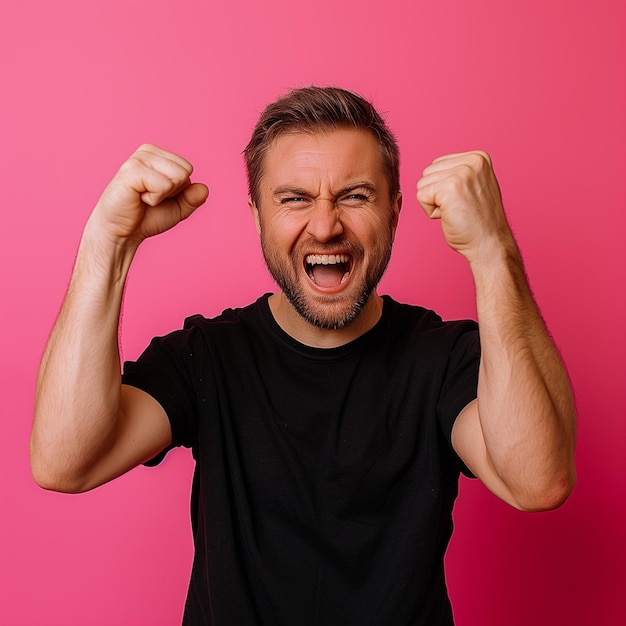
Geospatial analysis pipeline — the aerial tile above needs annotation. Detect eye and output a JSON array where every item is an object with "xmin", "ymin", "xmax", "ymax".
[
  {"xmin": 281, "ymin": 197, "xmax": 310, "ymax": 207},
  {"xmin": 339, "ymin": 193, "xmax": 370, "ymax": 207}
]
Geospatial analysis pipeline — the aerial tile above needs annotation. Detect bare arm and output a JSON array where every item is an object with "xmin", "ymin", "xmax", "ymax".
[
  {"xmin": 417, "ymin": 152, "xmax": 576, "ymax": 511},
  {"xmin": 31, "ymin": 144, "xmax": 209, "ymax": 493}
]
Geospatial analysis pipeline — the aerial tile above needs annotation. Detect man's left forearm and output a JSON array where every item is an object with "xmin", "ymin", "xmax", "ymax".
[{"xmin": 471, "ymin": 242, "xmax": 577, "ymax": 510}]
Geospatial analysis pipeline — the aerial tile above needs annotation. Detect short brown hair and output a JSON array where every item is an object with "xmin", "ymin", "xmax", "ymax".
[{"xmin": 244, "ymin": 86, "xmax": 400, "ymax": 206}]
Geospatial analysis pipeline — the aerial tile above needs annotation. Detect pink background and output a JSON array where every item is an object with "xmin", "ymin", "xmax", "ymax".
[{"xmin": 1, "ymin": 1, "xmax": 624, "ymax": 624}]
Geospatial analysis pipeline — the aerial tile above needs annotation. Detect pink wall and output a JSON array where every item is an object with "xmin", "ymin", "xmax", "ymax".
[{"xmin": 1, "ymin": 0, "xmax": 624, "ymax": 624}]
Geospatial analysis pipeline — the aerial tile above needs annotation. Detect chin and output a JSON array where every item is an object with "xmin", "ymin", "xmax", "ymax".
[{"xmin": 285, "ymin": 284, "xmax": 373, "ymax": 331}]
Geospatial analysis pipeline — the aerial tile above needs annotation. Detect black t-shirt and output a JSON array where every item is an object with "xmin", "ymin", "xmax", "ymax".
[{"xmin": 122, "ymin": 294, "xmax": 480, "ymax": 625}]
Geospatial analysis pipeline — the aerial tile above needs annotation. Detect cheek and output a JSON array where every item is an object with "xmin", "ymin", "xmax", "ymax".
[
  {"xmin": 260, "ymin": 227, "xmax": 300, "ymax": 272},
  {"xmin": 350, "ymin": 215, "xmax": 391, "ymax": 246}
]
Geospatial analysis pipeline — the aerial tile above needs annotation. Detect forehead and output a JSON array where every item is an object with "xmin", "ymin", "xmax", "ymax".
[{"xmin": 261, "ymin": 128, "xmax": 387, "ymax": 191}]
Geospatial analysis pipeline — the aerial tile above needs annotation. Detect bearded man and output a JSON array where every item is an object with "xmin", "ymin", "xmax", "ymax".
[{"xmin": 31, "ymin": 86, "xmax": 576, "ymax": 625}]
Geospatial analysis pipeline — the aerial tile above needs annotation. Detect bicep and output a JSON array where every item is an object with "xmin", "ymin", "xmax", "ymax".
[
  {"xmin": 78, "ymin": 385, "xmax": 172, "ymax": 491},
  {"xmin": 451, "ymin": 399, "xmax": 519, "ymax": 508}
]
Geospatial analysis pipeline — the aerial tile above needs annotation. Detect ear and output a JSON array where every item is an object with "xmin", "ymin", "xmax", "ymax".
[
  {"xmin": 391, "ymin": 191, "xmax": 402, "ymax": 235},
  {"xmin": 248, "ymin": 196, "xmax": 261, "ymax": 235}
]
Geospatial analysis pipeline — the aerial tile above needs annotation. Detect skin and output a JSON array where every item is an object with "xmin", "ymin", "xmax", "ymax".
[
  {"xmin": 418, "ymin": 151, "xmax": 576, "ymax": 510},
  {"xmin": 250, "ymin": 129, "xmax": 401, "ymax": 348},
  {"xmin": 31, "ymin": 145, "xmax": 208, "ymax": 492},
  {"xmin": 31, "ymin": 134, "xmax": 576, "ymax": 511}
]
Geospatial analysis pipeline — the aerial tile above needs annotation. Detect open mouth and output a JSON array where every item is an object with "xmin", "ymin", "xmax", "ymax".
[{"xmin": 305, "ymin": 253, "xmax": 352, "ymax": 288}]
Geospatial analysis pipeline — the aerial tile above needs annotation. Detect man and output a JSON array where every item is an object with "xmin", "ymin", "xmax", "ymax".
[{"xmin": 31, "ymin": 87, "xmax": 576, "ymax": 625}]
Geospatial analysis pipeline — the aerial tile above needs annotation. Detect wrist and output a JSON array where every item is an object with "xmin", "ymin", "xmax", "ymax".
[
  {"xmin": 467, "ymin": 232, "xmax": 522, "ymax": 276},
  {"xmin": 468, "ymin": 238, "xmax": 533, "ymax": 312},
  {"xmin": 78, "ymin": 219, "xmax": 139, "ymax": 288}
]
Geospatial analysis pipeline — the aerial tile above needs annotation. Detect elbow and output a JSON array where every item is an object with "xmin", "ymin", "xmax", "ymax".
[
  {"xmin": 511, "ymin": 468, "xmax": 577, "ymax": 512},
  {"xmin": 30, "ymin": 442, "xmax": 90, "ymax": 494},
  {"xmin": 31, "ymin": 462, "xmax": 84, "ymax": 494},
  {"xmin": 31, "ymin": 465, "xmax": 90, "ymax": 494}
]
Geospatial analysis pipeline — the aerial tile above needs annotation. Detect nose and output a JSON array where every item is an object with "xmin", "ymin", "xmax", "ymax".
[{"xmin": 305, "ymin": 199, "xmax": 344, "ymax": 242}]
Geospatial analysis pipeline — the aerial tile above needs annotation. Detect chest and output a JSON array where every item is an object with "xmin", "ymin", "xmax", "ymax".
[{"xmin": 195, "ymin": 338, "xmax": 453, "ymax": 524}]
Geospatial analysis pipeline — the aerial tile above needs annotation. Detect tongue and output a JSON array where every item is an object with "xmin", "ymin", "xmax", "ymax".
[{"xmin": 312, "ymin": 264, "xmax": 345, "ymax": 288}]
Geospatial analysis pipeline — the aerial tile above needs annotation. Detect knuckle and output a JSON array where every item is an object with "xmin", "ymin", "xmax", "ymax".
[
  {"xmin": 136, "ymin": 142, "xmax": 157, "ymax": 154},
  {"xmin": 470, "ymin": 150, "xmax": 492, "ymax": 170},
  {"xmin": 464, "ymin": 152, "xmax": 484, "ymax": 169},
  {"xmin": 476, "ymin": 149, "xmax": 492, "ymax": 164},
  {"xmin": 119, "ymin": 156, "xmax": 143, "ymax": 178}
]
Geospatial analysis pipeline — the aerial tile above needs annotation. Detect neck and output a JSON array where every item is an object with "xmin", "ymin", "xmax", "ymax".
[{"xmin": 268, "ymin": 292, "xmax": 384, "ymax": 348}]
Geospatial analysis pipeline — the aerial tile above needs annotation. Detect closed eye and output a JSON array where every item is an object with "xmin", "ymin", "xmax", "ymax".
[
  {"xmin": 279, "ymin": 196, "xmax": 313, "ymax": 208},
  {"xmin": 338, "ymin": 193, "xmax": 372, "ymax": 207}
]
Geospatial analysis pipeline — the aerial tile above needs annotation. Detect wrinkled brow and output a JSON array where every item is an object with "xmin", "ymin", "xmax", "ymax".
[{"xmin": 272, "ymin": 182, "xmax": 378, "ymax": 198}]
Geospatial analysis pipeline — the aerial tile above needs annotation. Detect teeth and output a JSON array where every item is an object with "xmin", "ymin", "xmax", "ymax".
[{"xmin": 305, "ymin": 253, "xmax": 350, "ymax": 265}]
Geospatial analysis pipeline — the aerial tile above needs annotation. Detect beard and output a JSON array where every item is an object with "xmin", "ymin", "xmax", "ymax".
[{"xmin": 259, "ymin": 225, "xmax": 395, "ymax": 331}]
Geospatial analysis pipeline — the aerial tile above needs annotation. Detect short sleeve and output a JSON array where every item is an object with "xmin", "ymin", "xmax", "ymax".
[
  {"xmin": 436, "ymin": 325, "xmax": 480, "ymax": 477},
  {"xmin": 122, "ymin": 323, "xmax": 204, "ymax": 464}
]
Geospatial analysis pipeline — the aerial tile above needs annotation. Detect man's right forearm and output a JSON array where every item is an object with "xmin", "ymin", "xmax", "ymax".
[{"xmin": 31, "ymin": 221, "xmax": 138, "ymax": 492}]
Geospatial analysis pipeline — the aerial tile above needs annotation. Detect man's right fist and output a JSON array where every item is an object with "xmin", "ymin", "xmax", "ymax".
[{"xmin": 89, "ymin": 144, "xmax": 209, "ymax": 247}]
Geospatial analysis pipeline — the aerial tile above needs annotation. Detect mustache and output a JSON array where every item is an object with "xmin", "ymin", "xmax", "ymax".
[{"xmin": 294, "ymin": 237, "xmax": 363, "ymax": 256}]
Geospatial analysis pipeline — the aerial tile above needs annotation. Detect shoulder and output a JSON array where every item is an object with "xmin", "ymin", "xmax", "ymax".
[
  {"xmin": 183, "ymin": 294, "xmax": 271, "ymax": 331},
  {"xmin": 381, "ymin": 295, "xmax": 478, "ymax": 338},
  {"xmin": 173, "ymin": 294, "xmax": 274, "ymax": 358}
]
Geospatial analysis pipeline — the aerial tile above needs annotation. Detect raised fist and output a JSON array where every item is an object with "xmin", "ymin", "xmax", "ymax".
[
  {"xmin": 89, "ymin": 144, "xmax": 209, "ymax": 248},
  {"xmin": 417, "ymin": 151, "xmax": 514, "ymax": 263}
]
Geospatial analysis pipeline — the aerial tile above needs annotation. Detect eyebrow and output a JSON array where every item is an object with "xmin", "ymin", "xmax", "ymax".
[
  {"xmin": 272, "ymin": 186, "xmax": 312, "ymax": 198},
  {"xmin": 337, "ymin": 182, "xmax": 377, "ymax": 196},
  {"xmin": 272, "ymin": 182, "xmax": 378, "ymax": 199}
]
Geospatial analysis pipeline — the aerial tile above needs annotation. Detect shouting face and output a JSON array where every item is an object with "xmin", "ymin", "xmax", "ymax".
[{"xmin": 251, "ymin": 127, "xmax": 401, "ymax": 337}]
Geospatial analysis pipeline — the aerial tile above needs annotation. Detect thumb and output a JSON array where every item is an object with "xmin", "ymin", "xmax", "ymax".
[{"xmin": 178, "ymin": 182, "xmax": 209, "ymax": 219}]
